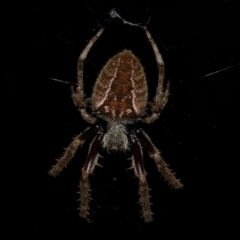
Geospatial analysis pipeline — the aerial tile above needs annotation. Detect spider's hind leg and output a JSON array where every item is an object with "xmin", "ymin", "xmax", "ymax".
[
  {"xmin": 71, "ymin": 28, "xmax": 104, "ymax": 124},
  {"xmin": 129, "ymin": 131, "xmax": 153, "ymax": 222},
  {"xmin": 49, "ymin": 125, "xmax": 99, "ymax": 177},
  {"xmin": 79, "ymin": 126, "xmax": 104, "ymax": 221},
  {"xmin": 135, "ymin": 129, "xmax": 183, "ymax": 189},
  {"xmin": 144, "ymin": 30, "xmax": 170, "ymax": 124}
]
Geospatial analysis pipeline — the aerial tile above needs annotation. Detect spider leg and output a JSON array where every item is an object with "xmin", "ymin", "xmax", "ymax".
[
  {"xmin": 49, "ymin": 125, "xmax": 99, "ymax": 177},
  {"xmin": 79, "ymin": 126, "xmax": 104, "ymax": 221},
  {"xmin": 71, "ymin": 28, "xmax": 104, "ymax": 124},
  {"xmin": 144, "ymin": 30, "xmax": 170, "ymax": 124},
  {"xmin": 129, "ymin": 131, "xmax": 153, "ymax": 222},
  {"xmin": 135, "ymin": 129, "xmax": 183, "ymax": 189}
]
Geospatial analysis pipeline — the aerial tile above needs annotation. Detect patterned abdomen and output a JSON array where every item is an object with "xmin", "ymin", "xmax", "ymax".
[{"xmin": 92, "ymin": 50, "xmax": 148, "ymax": 121}]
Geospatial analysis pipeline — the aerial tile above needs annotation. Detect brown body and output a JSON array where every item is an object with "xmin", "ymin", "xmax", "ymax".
[
  {"xmin": 92, "ymin": 50, "xmax": 148, "ymax": 121},
  {"xmin": 49, "ymin": 28, "xmax": 183, "ymax": 223}
]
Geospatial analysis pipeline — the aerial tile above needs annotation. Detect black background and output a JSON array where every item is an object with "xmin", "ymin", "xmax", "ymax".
[{"xmin": 3, "ymin": 1, "xmax": 240, "ymax": 239}]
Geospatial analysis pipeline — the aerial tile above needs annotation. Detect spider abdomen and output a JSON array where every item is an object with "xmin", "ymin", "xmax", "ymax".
[{"xmin": 92, "ymin": 50, "xmax": 148, "ymax": 120}]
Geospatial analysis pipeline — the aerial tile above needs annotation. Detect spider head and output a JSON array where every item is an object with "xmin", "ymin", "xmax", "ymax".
[{"xmin": 102, "ymin": 121, "xmax": 129, "ymax": 152}]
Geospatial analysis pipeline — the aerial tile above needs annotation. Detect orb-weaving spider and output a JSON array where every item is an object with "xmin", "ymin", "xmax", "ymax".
[{"xmin": 49, "ymin": 27, "xmax": 183, "ymax": 222}]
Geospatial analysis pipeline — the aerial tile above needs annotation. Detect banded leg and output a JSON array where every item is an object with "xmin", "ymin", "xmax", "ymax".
[
  {"xmin": 129, "ymin": 131, "xmax": 153, "ymax": 222},
  {"xmin": 79, "ymin": 126, "xmax": 104, "ymax": 221},
  {"xmin": 71, "ymin": 28, "xmax": 104, "ymax": 124},
  {"xmin": 49, "ymin": 125, "xmax": 99, "ymax": 177},
  {"xmin": 135, "ymin": 129, "xmax": 183, "ymax": 189},
  {"xmin": 144, "ymin": 30, "xmax": 170, "ymax": 124}
]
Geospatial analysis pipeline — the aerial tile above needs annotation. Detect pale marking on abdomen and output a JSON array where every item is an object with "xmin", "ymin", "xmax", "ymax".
[
  {"xmin": 129, "ymin": 60, "xmax": 139, "ymax": 114},
  {"xmin": 95, "ymin": 57, "xmax": 121, "ymax": 109}
]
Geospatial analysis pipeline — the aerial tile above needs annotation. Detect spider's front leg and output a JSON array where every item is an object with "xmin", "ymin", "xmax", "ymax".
[
  {"xmin": 79, "ymin": 126, "xmax": 104, "ymax": 221},
  {"xmin": 144, "ymin": 30, "xmax": 170, "ymax": 124},
  {"xmin": 129, "ymin": 131, "xmax": 153, "ymax": 222},
  {"xmin": 49, "ymin": 125, "xmax": 99, "ymax": 177},
  {"xmin": 135, "ymin": 129, "xmax": 183, "ymax": 189},
  {"xmin": 71, "ymin": 28, "xmax": 104, "ymax": 124}
]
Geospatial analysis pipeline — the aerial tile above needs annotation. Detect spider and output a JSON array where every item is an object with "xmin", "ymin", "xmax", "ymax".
[{"xmin": 49, "ymin": 27, "xmax": 183, "ymax": 222}]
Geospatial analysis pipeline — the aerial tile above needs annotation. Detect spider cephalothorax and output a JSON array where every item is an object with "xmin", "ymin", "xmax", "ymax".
[{"xmin": 49, "ymin": 28, "xmax": 183, "ymax": 222}]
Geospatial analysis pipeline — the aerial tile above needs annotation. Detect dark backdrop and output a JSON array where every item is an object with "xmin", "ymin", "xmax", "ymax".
[{"xmin": 3, "ymin": 1, "xmax": 240, "ymax": 239}]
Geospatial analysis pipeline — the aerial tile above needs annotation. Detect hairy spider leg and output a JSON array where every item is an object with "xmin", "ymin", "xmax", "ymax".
[
  {"xmin": 79, "ymin": 126, "xmax": 104, "ymax": 220},
  {"xmin": 49, "ymin": 125, "xmax": 99, "ymax": 177},
  {"xmin": 144, "ymin": 30, "xmax": 170, "ymax": 124},
  {"xmin": 71, "ymin": 28, "xmax": 105, "ymax": 124},
  {"xmin": 129, "ymin": 131, "xmax": 153, "ymax": 222},
  {"xmin": 135, "ymin": 129, "xmax": 183, "ymax": 189}
]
